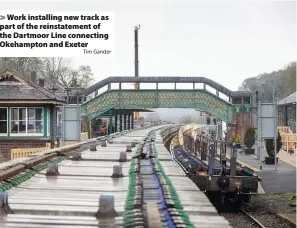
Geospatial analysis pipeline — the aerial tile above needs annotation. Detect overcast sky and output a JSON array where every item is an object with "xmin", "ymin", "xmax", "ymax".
[
  {"xmin": 2, "ymin": 0, "xmax": 296, "ymax": 91},
  {"xmin": 72, "ymin": 0, "xmax": 296, "ymax": 91}
]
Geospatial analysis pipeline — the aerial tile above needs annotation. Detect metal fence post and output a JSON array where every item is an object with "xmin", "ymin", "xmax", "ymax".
[
  {"xmin": 274, "ymin": 100, "xmax": 278, "ymax": 171},
  {"xmin": 258, "ymin": 101, "xmax": 262, "ymax": 170}
]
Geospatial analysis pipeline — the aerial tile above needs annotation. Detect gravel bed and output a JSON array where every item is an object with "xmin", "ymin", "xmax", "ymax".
[
  {"xmin": 220, "ymin": 194, "xmax": 296, "ymax": 228},
  {"xmin": 222, "ymin": 211, "xmax": 259, "ymax": 228}
]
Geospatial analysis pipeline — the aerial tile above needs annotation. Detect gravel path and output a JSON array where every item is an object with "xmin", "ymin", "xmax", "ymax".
[{"xmin": 220, "ymin": 193, "xmax": 296, "ymax": 228}]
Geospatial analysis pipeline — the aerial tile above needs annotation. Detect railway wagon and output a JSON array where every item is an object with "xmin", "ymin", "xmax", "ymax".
[{"xmin": 172, "ymin": 131, "xmax": 260, "ymax": 211}]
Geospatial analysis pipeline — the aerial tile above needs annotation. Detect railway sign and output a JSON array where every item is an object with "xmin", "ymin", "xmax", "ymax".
[
  {"xmin": 259, "ymin": 103, "xmax": 277, "ymax": 139},
  {"xmin": 244, "ymin": 105, "xmax": 252, "ymax": 112},
  {"xmin": 234, "ymin": 106, "xmax": 241, "ymax": 112},
  {"xmin": 58, "ymin": 104, "xmax": 81, "ymax": 143},
  {"xmin": 257, "ymin": 101, "xmax": 278, "ymax": 171},
  {"xmin": 233, "ymin": 104, "xmax": 252, "ymax": 113}
]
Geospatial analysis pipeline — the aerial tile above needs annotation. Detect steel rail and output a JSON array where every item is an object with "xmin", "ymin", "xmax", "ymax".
[{"xmin": 240, "ymin": 208, "xmax": 266, "ymax": 228}]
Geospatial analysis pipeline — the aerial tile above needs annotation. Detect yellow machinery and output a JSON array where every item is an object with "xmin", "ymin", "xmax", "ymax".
[{"xmin": 170, "ymin": 124, "xmax": 207, "ymax": 150}]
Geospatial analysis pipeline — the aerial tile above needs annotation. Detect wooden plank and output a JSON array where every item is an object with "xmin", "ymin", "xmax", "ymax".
[{"xmin": 0, "ymin": 164, "xmax": 26, "ymax": 181}]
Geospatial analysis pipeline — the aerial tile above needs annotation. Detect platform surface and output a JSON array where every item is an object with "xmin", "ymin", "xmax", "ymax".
[{"xmin": 227, "ymin": 146, "xmax": 296, "ymax": 193}]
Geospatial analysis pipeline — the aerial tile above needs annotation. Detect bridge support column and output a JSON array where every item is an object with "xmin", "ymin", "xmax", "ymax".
[
  {"xmin": 124, "ymin": 111, "xmax": 127, "ymax": 130},
  {"xmin": 50, "ymin": 105, "xmax": 57, "ymax": 149},
  {"xmin": 108, "ymin": 110, "xmax": 113, "ymax": 134},
  {"xmin": 115, "ymin": 110, "xmax": 118, "ymax": 132},
  {"xmin": 128, "ymin": 112, "xmax": 131, "ymax": 130},
  {"xmin": 90, "ymin": 119, "xmax": 94, "ymax": 138},
  {"xmin": 131, "ymin": 112, "xmax": 134, "ymax": 129},
  {"xmin": 119, "ymin": 111, "xmax": 123, "ymax": 132}
]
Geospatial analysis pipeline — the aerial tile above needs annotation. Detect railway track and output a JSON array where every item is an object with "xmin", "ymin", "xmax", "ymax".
[
  {"xmin": 124, "ymin": 130, "xmax": 196, "ymax": 227},
  {"xmin": 123, "ymin": 131, "xmax": 173, "ymax": 227},
  {"xmin": 222, "ymin": 205, "xmax": 295, "ymax": 228},
  {"xmin": 240, "ymin": 209, "xmax": 266, "ymax": 228}
]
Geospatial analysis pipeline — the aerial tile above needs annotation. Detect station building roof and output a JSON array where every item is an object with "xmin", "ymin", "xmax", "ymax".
[
  {"xmin": 277, "ymin": 92, "xmax": 296, "ymax": 106},
  {"xmin": 0, "ymin": 69, "xmax": 65, "ymax": 104}
]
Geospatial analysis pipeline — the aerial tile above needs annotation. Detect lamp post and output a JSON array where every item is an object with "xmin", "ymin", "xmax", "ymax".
[
  {"xmin": 134, "ymin": 25, "xmax": 141, "ymax": 121},
  {"xmin": 274, "ymin": 97, "xmax": 278, "ymax": 171}
]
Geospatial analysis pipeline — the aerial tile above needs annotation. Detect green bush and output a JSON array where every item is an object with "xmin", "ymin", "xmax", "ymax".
[
  {"xmin": 244, "ymin": 126, "xmax": 256, "ymax": 149},
  {"xmin": 265, "ymin": 130, "xmax": 282, "ymax": 157}
]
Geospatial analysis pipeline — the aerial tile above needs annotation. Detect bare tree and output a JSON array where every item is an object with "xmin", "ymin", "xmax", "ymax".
[
  {"xmin": 58, "ymin": 65, "xmax": 94, "ymax": 88},
  {"xmin": 0, "ymin": 57, "xmax": 95, "ymax": 88},
  {"xmin": 0, "ymin": 57, "xmax": 43, "ymax": 78},
  {"xmin": 75, "ymin": 65, "xmax": 94, "ymax": 88},
  {"xmin": 41, "ymin": 57, "xmax": 71, "ymax": 82},
  {"xmin": 239, "ymin": 62, "xmax": 296, "ymax": 102}
]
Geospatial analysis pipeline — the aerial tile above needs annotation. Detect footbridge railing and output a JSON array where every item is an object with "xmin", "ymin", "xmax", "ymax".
[{"xmin": 82, "ymin": 76, "xmax": 252, "ymax": 99}]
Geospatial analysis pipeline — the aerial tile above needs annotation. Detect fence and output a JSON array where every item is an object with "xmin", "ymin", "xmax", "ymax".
[
  {"xmin": 11, "ymin": 145, "xmax": 51, "ymax": 160},
  {"xmin": 10, "ymin": 132, "xmax": 89, "ymax": 160}
]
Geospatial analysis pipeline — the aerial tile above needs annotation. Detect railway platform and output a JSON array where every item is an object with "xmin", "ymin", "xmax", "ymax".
[
  {"xmin": 224, "ymin": 146, "xmax": 296, "ymax": 194},
  {"xmin": 0, "ymin": 126, "xmax": 232, "ymax": 228}
]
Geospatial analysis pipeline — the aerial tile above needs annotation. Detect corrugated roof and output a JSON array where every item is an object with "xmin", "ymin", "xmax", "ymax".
[{"xmin": 277, "ymin": 92, "xmax": 296, "ymax": 105}]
